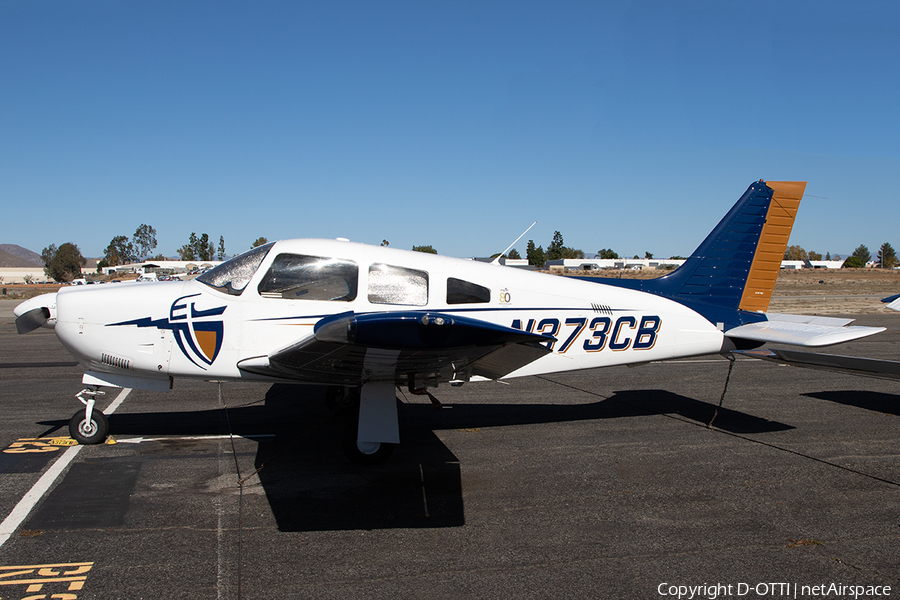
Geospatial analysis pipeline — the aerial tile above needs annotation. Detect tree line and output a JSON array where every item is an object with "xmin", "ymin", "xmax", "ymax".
[
  {"xmin": 785, "ymin": 242, "xmax": 898, "ymax": 268},
  {"xmin": 37, "ymin": 228, "xmax": 900, "ymax": 283},
  {"xmin": 40, "ymin": 225, "xmax": 256, "ymax": 282}
]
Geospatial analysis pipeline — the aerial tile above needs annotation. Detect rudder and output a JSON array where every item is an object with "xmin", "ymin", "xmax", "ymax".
[{"xmin": 738, "ymin": 181, "xmax": 805, "ymax": 312}]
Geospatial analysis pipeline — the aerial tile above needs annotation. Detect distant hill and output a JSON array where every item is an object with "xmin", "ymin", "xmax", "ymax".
[
  {"xmin": 0, "ymin": 244, "xmax": 42, "ymax": 266},
  {"xmin": 0, "ymin": 249, "xmax": 43, "ymax": 268}
]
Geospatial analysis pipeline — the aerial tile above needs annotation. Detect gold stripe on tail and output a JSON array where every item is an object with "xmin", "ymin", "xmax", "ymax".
[{"xmin": 739, "ymin": 181, "xmax": 807, "ymax": 313}]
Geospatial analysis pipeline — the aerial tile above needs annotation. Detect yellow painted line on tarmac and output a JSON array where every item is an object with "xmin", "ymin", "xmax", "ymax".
[
  {"xmin": 0, "ymin": 561, "xmax": 94, "ymax": 596},
  {"xmin": 0, "ymin": 388, "xmax": 131, "ymax": 549}
]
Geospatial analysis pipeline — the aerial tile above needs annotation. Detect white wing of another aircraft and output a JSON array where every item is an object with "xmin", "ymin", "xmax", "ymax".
[{"xmin": 14, "ymin": 179, "xmax": 897, "ymax": 464}]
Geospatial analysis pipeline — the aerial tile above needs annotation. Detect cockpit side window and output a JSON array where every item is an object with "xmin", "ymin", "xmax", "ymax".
[
  {"xmin": 447, "ymin": 278, "xmax": 491, "ymax": 304},
  {"xmin": 258, "ymin": 254, "xmax": 358, "ymax": 301},
  {"xmin": 196, "ymin": 242, "xmax": 274, "ymax": 296},
  {"xmin": 368, "ymin": 263, "xmax": 428, "ymax": 306}
]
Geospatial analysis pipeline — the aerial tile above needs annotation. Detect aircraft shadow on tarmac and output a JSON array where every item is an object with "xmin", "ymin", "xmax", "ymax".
[
  {"xmin": 803, "ymin": 390, "xmax": 900, "ymax": 416},
  {"xmin": 36, "ymin": 384, "xmax": 793, "ymax": 532}
]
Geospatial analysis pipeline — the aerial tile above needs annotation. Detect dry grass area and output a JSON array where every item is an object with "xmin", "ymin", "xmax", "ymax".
[
  {"xmin": 560, "ymin": 268, "xmax": 900, "ymax": 315},
  {"xmin": 767, "ymin": 269, "xmax": 900, "ymax": 315}
]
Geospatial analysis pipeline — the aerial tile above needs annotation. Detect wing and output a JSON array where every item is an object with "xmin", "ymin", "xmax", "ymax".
[
  {"xmin": 736, "ymin": 348, "xmax": 900, "ymax": 381},
  {"xmin": 237, "ymin": 311, "xmax": 554, "ymax": 386},
  {"xmin": 724, "ymin": 313, "xmax": 885, "ymax": 347},
  {"xmin": 883, "ymin": 294, "xmax": 900, "ymax": 312}
]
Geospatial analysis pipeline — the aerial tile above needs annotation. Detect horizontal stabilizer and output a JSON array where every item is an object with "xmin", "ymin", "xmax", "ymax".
[
  {"xmin": 736, "ymin": 349, "xmax": 900, "ymax": 381},
  {"xmin": 764, "ymin": 313, "xmax": 857, "ymax": 327},
  {"xmin": 725, "ymin": 319, "xmax": 885, "ymax": 347},
  {"xmin": 883, "ymin": 294, "xmax": 900, "ymax": 311}
]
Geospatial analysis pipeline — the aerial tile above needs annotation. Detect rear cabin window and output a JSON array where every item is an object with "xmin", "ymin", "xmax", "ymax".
[
  {"xmin": 368, "ymin": 263, "xmax": 428, "ymax": 306},
  {"xmin": 258, "ymin": 254, "xmax": 358, "ymax": 301},
  {"xmin": 447, "ymin": 278, "xmax": 491, "ymax": 304}
]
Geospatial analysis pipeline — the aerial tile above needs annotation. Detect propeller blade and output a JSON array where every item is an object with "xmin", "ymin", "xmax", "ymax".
[{"xmin": 15, "ymin": 306, "xmax": 50, "ymax": 334}]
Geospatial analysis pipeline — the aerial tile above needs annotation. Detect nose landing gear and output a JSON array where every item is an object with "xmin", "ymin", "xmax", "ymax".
[{"xmin": 69, "ymin": 387, "xmax": 109, "ymax": 445}]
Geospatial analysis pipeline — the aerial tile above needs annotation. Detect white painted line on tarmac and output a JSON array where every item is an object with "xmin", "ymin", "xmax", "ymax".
[
  {"xmin": 103, "ymin": 387, "xmax": 131, "ymax": 415},
  {"xmin": 0, "ymin": 445, "xmax": 82, "ymax": 547},
  {"xmin": 115, "ymin": 434, "xmax": 275, "ymax": 444},
  {"xmin": 0, "ymin": 387, "xmax": 132, "ymax": 549}
]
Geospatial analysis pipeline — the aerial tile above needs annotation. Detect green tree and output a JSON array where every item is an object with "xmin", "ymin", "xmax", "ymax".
[
  {"xmin": 784, "ymin": 245, "xmax": 808, "ymax": 261},
  {"xmin": 197, "ymin": 233, "xmax": 214, "ymax": 261},
  {"xmin": 176, "ymin": 245, "xmax": 195, "ymax": 261},
  {"xmin": 644, "ymin": 251, "xmax": 654, "ymax": 259},
  {"xmin": 251, "ymin": 237, "xmax": 268, "ymax": 249},
  {"xmin": 597, "ymin": 248, "xmax": 618, "ymax": 259},
  {"xmin": 507, "ymin": 248, "xmax": 521, "ymax": 260},
  {"xmin": 42, "ymin": 242, "xmax": 86, "ymax": 282},
  {"xmin": 177, "ymin": 233, "xmax": 199, "ymax": 261},
  {"xmin": 842, "ymin": 256, "xmax": 864, "ymax": 268},
  {"xmin": 546, "ymin": 231, "xmax": 584, "ymax": 260},
  {"xmin": 547, "ymin": 231, "xmax": 565, "ymax": 261},
  {"xmin": 412, "ymin": 245, "xmax": 438, "ymax": 254},
  {"xmin": 217, "ymin": 236, "xmax": 226, "ymax": 261},
  {"xmin": 380, "ymin": 240, "xmax": 390, "ymax": 247},
  {"xmin": 132, "ymin": 224, "xmax": 157, "ymax": 260},
  {"xmin": 104, "ymin": 235, "xmax": 134, "ymax": 266},
  {"xmin": 877, "ymin": 242, "xmax": 898, "ymax": 268},
  {"xmin": 825, "ymin": 252, "xmax": 832, "ymax": 261},
  {"xmin": 526, "ymin": 240, "xmax": 545, "ymax": 267},
  {"xmin": 852, "ymin": 244, "xmax": 871, "ymax": 265},
  {"xmin": 808, "ymin": 251, "xmax": 822, "ymax": 261},
  {"xmin": 176, "ymin": 232, "xmax": 217, "ymax": 261}
]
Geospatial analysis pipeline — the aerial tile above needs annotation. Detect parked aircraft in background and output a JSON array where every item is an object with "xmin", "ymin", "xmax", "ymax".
[
  {"xmin": 883, "ymin": 294, "xmax": 900, "ymax": 311},
  {"xmin": 14, "ymin": 180, "xmax": 900, "ymax": 463}
]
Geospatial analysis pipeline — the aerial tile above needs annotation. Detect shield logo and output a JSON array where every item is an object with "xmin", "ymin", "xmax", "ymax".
[
  {"xmin": 169, "ymin": 294, "xmax": 226, "ymax": 368},
  {"xmin": 109, "ymin": 293, "xmax": 226, "ymax": 370}
]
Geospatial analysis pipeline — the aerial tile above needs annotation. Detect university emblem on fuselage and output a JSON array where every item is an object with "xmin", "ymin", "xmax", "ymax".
[{"xmin": 109, "ymin": 294, "xmax": 226, "ymax": 370}]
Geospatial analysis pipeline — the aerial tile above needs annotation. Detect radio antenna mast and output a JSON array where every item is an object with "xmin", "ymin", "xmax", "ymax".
[{"xmin": 492, "ymin": 221, "xmax": 537, "ymax": 265}]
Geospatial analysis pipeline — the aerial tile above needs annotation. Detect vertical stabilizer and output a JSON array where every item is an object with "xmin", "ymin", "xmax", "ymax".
[{"xmin": 596, "ymin": 180, "xmax": 806, "ymax": 324}]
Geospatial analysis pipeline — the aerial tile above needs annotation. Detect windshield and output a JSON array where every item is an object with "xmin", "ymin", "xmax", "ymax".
[{"xmin": 196, "ymin": 242, "xmax": 274, "ymax": 295}]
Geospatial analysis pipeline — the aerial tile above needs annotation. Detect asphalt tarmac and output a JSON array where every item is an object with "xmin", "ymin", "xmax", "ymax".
[{"xmin": 1, "ymin": 298, "xmax": 898, "ymax": 599}]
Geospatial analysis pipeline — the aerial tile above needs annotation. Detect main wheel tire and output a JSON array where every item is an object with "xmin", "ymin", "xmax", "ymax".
[
  {"xmin": 341, "ymin": 424, "xmax": 395, "ymax": 465},
  {"xmin": 69, "ymin": 410, "xmax": 109, "ymax": 445}
]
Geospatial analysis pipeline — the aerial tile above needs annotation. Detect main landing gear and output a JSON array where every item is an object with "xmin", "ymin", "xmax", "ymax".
[
  {"xmin": 341, "ymin": 418, "xmax": 395, "ymax": 466},
  {"xmin": 327, "ymin": 384, "xmax": 397, "ymax": 466},
  {"xmin": 69, "ymin": 387, "xmax": 109, "ymax": 445}
]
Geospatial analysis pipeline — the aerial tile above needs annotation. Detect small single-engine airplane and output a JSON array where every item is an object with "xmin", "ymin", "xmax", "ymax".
[{"xmin": 14, "ymin": 180, "xmax": 900, "ymax": 463}]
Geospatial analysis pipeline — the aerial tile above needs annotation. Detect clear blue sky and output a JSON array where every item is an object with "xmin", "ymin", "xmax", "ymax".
[{"xmin": 2, "ymin": 1, "xmax": 898, "ymax": 260}]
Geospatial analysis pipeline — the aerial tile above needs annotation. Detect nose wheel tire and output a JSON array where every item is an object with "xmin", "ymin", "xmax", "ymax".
[{"xmin": 69, "ymin": 410, "xmax": 109, "ymax": 445}]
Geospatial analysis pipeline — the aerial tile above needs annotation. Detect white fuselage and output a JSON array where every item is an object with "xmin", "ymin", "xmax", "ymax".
[{"xmin": 43, "ymin": 239, "xmax": 726, "ymax": 390}]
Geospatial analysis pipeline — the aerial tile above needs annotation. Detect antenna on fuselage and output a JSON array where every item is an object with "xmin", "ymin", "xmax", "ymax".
[{"xmin": 491, "ymin": 221, "xmax": 537, "ymax": 265}]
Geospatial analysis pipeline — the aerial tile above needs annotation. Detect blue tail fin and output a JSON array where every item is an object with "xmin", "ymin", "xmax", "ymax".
[{"xmin": 595, "ymin": 180, "xmax": 806, "ymax": 324}]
